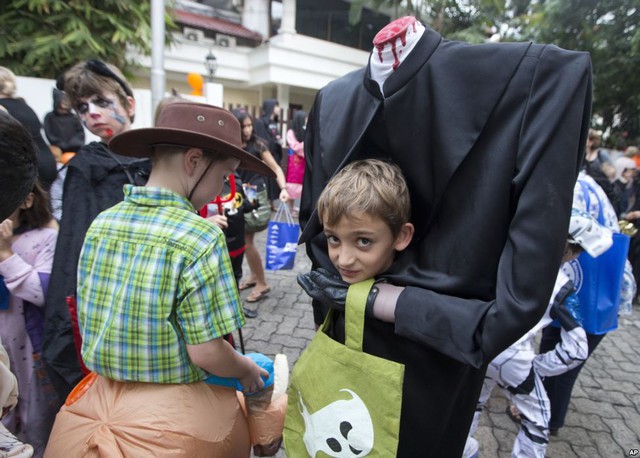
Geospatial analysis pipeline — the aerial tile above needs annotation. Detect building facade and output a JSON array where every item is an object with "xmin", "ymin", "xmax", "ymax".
[{"xmin": 130, "ymin": 0, "xmax": 388, "ymax": 122}]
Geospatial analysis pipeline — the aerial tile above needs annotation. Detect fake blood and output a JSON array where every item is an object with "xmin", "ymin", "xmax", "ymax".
[{"xmin": 373, "ymin": 16, "xmax": 417, "ymax": 70}]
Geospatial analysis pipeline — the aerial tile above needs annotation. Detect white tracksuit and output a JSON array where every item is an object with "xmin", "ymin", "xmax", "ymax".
[{"xmin": 467, "ymin": 269, "xmax": 588, "ymax": 458}]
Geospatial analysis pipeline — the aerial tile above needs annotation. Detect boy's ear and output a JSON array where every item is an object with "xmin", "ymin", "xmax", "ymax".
[
  {"xmin": 394, "ymin": 222, "xmax": 415, "ymax": 252},
  {"xmin": 125, "ymin": 96, "xmax": 136, "ymax": 121},
  {"xmin": 183, "ymin": 148, "xmax": 204, "ymax": 176}
]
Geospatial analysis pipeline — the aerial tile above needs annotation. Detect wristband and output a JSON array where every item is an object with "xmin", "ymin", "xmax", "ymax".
[{"xmin": 364, "ymin": 286, "xmax": 379, "ymax": 318}]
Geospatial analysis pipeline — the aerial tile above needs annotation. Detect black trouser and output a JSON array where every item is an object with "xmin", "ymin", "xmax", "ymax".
[{"xmin": 539, "ymin": 326, "xmax": 606, "ymax": 430}]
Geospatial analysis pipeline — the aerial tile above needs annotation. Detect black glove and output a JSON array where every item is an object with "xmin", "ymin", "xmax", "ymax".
[{"xmin": 297, "ymin": 268, "xmax": 379, "ymax": 315}]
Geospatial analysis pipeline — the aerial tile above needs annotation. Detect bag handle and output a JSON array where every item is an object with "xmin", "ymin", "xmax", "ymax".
[
  {"xmin": 345, "ymin": 279, "xmax": 375, "ymax": 351},
  {"xmin": 273, "ymin": 201, "xmax": 295, "ymax": 225}
]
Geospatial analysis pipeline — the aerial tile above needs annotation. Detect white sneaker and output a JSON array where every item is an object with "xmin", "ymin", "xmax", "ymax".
[
  {"xmin": 462, "ymin": 436, "xmax": 479, "ymax": 458},
  {"xmin": 0, "ymin": 423, "xmax": 33, "ymax": 458}
]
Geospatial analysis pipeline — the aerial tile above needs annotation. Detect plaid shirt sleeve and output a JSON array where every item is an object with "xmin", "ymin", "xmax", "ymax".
[{"xmin": 177, "ymin": 232, "xmax": 245, "ymax": 344}]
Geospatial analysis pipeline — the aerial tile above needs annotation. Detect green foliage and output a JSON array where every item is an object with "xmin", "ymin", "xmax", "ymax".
[
  {"xmin": 531, "ymin": 0, "xmax": 640, "ymax": 142},
  {"xmin": 349, "ymin": 0, "xmax": 411, "ymax": 26},
  {"xmin": 349, "ymin": 0, "xmax": 510, "ymax": 40},
  {"xmin": 0, "ymin": 0, "xmax": 177, "ymax": 79},
  {"xmin": 348, "ymin": 0, "xmax": 640, "ymax": 142}
]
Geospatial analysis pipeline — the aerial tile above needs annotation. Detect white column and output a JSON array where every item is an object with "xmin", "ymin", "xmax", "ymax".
[
  {"xmin": 205, "ymin": 82, "xmax": 224, "ymax": 108},
  {"xmin": 150, "ymin": 0, "xmax": 166, "ymax": 117},
  {"xmin": 277, "ymin": 83, "xmax": 290, "ymax": 143},
  {"xmin": 278, "ymin": 0, "xmax": 296, "ymax": 35},
  {"xmin": 242, "ymin": 0, "xmax": 270, "ymax": 39}
]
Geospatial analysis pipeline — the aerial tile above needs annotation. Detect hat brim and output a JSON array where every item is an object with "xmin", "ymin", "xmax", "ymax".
[{"xmin": 108, "ymin": 127, "xmax": 276, "ymax": 178}]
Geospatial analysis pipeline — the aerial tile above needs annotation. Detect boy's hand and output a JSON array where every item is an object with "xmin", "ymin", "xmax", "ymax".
[
  {"xmin": 239, "ymin": 357, "xmax": 269, "ymax": 395},
  {"xmin": 0, "ymin": 219, "xmax": 14, "ymax": 261},
  {"xmin": 206, "ymin": 214, "xmax": 228, "ymax": 229}
]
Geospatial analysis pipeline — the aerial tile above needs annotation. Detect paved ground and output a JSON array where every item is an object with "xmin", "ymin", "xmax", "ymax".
[{"xmin": 240, "ymin": 226, "xmax": 640, "ymax": 457}]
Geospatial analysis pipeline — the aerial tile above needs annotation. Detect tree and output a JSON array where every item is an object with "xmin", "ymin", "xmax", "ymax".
[
  {"xmin": 348, "ymin": 0, "xmax": 515, "ymax": 43},
  {"xmin": 348, "ymin": 0, "xmax": 640, "ymax": 143},
  {"xmin": 528, "ymin": 0, "xmax": 640, "ymax": 144},
  {"xmin": 0, "ymin": 0, "xmax": 177, "ymax": 79}
]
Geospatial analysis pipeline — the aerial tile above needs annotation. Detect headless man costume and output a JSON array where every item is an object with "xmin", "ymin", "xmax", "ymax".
[{"xmin": 299, "ymin": 17, "xmax": 591, "ymax": 457}]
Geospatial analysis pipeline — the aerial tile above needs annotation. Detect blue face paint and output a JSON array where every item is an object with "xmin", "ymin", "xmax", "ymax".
[
  {"xmin": 76, "ymin": 95, "xmax": 128, "ymax": 126},
  {"xmin": 110, "ymin": 112, "xmax": 127, "ymax": 125}
]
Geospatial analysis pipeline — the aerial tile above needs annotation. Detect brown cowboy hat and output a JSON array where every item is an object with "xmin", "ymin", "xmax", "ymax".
[{"xmin": 109, "ymin": 102, "xmax": 275, "ymax": 177}]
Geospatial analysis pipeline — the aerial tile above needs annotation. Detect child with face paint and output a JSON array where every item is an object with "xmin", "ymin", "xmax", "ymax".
[{"xmin": 42, "ymin": 60, "xmax": 152, "ymax": 404}]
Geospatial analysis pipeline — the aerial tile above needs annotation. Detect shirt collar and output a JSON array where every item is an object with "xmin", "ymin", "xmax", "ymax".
[{"xmin": 123, "ymin": 184, "xmax": 196, "ymax": 212}]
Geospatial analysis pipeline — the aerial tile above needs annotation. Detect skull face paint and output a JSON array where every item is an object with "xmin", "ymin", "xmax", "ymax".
[
  {"xmin": 74, "ymin": 91, "xmax": 132, "ymax": 142},
  {"xmin": 299, "ymin": 389, "xmax": 374, "ymax": 457}
]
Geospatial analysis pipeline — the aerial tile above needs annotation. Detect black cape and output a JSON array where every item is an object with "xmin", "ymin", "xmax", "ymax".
[
  {"xmin": 43, "ymin": 142, "xmax": 150, "ymax": 399},
  {"xmin": 0, "ymin": 98, "xmax": 57, "ymax": 189}
]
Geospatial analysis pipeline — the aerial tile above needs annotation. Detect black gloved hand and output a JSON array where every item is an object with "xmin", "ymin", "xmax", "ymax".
[
  {"xmin": 297, "ymin": 268, "xmax": 348, "ymax": 311},
  {"xmin": 297, "ymin": 268, "xmax": 379, "ymax": 315}
]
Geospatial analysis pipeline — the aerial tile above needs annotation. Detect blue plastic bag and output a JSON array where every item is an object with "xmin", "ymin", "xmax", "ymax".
[
  {"xmin": 205, "ymin": 352, "xmax": 274, "ymax": 394},
  {"xmin": 570, "ymin": 233, "xmax": 629, "ymax": 334},
  {"xmin": 562, "ymin": 180, "xmax": 630, "ymax": 334},
  {"xmin": 265, "ymin": 203, "xmax": 299, "ymax": 271}
]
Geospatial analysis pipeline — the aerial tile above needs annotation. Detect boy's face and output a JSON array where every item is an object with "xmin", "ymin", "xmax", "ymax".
[
  {"xmin": 74, "ymin": 90, "xmax": 134, "ymax": 142},
  {"xmin": 189, "ymin": 154, "xmax": 240, "ymax": 211},
  {"xmin": 324, "ymin": 212, "xmax": 413, "ymax": 284}
]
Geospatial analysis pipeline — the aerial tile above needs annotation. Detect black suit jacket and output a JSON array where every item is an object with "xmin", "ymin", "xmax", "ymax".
[{"xmin": 299, "ymin": 27, "xmax": 591, "ymax": 456}]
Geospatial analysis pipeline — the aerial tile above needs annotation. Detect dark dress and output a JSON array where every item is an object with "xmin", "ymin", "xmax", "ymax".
[
  {"xmin": 43, "ymin": 111, "xmax": 85, "ymax": 153},
  {"xmin": 254, "ymin": 99, "xmax": 283, "ymax": 201},
  {"xmin": 0, "ymin": 97, "xmax": 57, "ymax": 190},
  {"xmin": 199, "ymin": 174, "xmax": 253, "ymax": 281}
]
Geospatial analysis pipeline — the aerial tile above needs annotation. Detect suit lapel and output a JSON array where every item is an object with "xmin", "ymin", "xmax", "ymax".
[
  {"xmin": 384, "ymin": 33, "xmax": 532, "ymax": 233},
  {"xmin": 299, "ymin": 75, "xmax": 381, "ymax": 243}
]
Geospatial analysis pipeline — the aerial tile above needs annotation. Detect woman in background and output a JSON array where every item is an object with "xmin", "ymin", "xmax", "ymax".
[
  {"xmin": 285, "ymin": 110, "xmax": 307, "ymax": 217},
  {"xmin": 0, "ymin": 67, "xmax": 57, "ymax": 191},
  {"xmin": 232, "ymin": 110, "xmax": 289, "ymax": 309}
]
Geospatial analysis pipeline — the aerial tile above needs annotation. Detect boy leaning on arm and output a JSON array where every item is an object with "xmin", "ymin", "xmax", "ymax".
[{"xmin": 290, "ymin": 159, "xmax": 416, "ymax": 454}]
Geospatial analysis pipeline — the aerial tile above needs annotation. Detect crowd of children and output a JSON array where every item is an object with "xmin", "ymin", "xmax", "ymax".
[
  {"xmin": 0, "ymin": 61, "xmax": 284, "ymax": 457},
  {"xmin": 0, "ymin": 30, "xmax": 635, "ymax": 457}
]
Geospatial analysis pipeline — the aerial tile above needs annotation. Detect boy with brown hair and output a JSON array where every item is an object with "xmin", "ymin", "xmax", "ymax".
[
  {"xmin": 45, "ymin": 102, "xmax": 275, "ymax": 456},
  {"xmin": 299, "ymin": 158, "xmax": 415, "ymax": 324},
  {"xmin": 290, "ymin": 159, "xmax": 414, "ymax": 455},
  {"xmin": 315, "ymin": 159, "xmax": 414, "ymax": 287}
]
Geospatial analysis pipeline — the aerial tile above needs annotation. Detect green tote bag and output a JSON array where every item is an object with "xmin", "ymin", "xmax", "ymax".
[{"xmin": 284, "ymin": 279, "xmax": 405, "ymax": 457}]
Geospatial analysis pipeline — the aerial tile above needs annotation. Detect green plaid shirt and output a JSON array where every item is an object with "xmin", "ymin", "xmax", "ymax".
[{"xmin": 77, "ymin": 185, "xmax": 245, "ymax": 383}]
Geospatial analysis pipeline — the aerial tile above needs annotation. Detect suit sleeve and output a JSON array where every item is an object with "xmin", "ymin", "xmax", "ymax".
[
  {"xmin": 395, "ymin": 47, "xmax": 592, "ymax": 367},
  {"xmin": 299, "ymin": 98, "xmax": 318, "ymax": 231}
]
